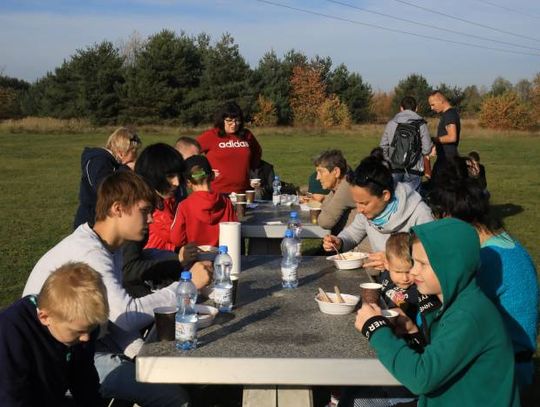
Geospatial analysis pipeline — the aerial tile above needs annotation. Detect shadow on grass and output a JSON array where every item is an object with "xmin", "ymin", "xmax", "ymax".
[{"xmin": 490, "ymin": 203, "xmax": 524, "ymax": 220}]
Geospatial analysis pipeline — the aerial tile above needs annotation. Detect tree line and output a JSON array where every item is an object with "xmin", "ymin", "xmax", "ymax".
[{"xmin": 0, "ymin": 30, "xmax": 539, "ymax": 129}]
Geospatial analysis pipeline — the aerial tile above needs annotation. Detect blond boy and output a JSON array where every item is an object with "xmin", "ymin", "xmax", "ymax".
[{"xmin": 0, "ymin": 263, "xmax": 108, "ymax": 406}]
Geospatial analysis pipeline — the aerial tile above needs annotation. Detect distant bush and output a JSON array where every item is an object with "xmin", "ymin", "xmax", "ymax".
[
  {"xmin": 478, "ymin": 92, "xmax": 536, "ymax": 131},
  {"xmin": 318, "ymin": 95, "xmax": 351, "ymax": 129},
  {"xmin": 370, "ymin": 91, "xmax": 394, "ymax": 123},
  {"xmin": 253, "ymin": 95, "xmax": 278, "ymax": 127},
  {"xmin": 0, "ymin": 87, "xmax": 22, "ymax": 119},
  {"xmin": 0, "ymin": 117, "xmax": 95, "ymax": 133}
]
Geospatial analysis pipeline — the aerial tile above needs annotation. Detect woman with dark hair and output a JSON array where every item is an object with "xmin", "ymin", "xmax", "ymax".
[
  {"xmin": 323, "ymin": 151, "xmax": 433, "ymax": 270},
  {"xmin": 197, "ymin": 101, "xmax": 262, "ymax": 194},
  {"xmin": 134, "ymin": 143, "xmax": 184, "ymax": 251},
  {"xmin": 122, "ymin": 143, "xmax": 211, "ymax": 298},
  {"xmin": 427, "ymin": 170, "xmax": 538, "ymax": 390}
]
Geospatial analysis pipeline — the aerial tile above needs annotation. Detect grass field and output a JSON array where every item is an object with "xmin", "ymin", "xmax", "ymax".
[
  {"xmin": 1, "ymin": 122, "xmax": 539, "ymax": 306},
  {"xmin": 1, "ymin": 122, "xmax": 539, "ymax": 404}
]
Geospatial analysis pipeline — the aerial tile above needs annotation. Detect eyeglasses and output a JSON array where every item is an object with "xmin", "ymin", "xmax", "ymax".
[{"xmin": 224, "ymin": 118, "xmax": 241, "ymax": 124}]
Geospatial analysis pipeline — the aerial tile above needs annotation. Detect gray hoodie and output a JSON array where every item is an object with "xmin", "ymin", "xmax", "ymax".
[
  {"xmin": 380, "ymin": 110, "xmax": 433, "ymax": 173},
  {"xmin": 338, "ymin": 182, "xmax": 434, "ymax": 252}
]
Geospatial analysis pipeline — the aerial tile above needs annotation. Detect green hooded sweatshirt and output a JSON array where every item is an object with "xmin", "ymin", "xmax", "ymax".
[{"xmin": 368, "ymin": 218, "xmax": 520, "ymax": 406}]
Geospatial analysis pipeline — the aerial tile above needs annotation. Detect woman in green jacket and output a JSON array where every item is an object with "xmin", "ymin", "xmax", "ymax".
[{"xmin": 356, "ymin": 218, "xmax": 520, "ymax": 407}]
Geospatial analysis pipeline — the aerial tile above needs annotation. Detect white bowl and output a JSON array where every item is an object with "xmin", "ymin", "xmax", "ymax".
[
  {"xmin": 197, "ymin": 245, "xmax": 218, "ymax": 261},
  {"xmin": 315, "ymin": 292, "xmax": 360, "ymax": 315},
  {"xmin": 326, "ymin": 251, "xmax": 368, "ymax": 270},
  {"xmin": 195, "ymin": 304, "xmax": 218, "ymax": 329}
]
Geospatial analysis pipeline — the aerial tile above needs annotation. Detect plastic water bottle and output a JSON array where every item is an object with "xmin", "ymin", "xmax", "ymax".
[
  {"xmin": 281, "ymin": 229, "xmax": 299, "ymax": 289},
  {"xmin": 213, "ymin": 245, "xmax": 233, "ymax": 312},
  {"xmin": 287, "ymin": 211, "xmax": 302, "ymax": 238},
  {"xmin": 175, "ymin": 271, "xmax": 198, "ymax": 350},
  {"xmin": 287, "ymin": 211, "xmax": 303, "ymax": 261},
  {"xmin": 272, "ymin": 175, "xmax": 281, "ymax": 206}
]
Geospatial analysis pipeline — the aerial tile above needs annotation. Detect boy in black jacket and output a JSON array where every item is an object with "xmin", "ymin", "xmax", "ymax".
[{"xmin": 0, "ymin": 263, "xmax": 109, "ymax": 406}]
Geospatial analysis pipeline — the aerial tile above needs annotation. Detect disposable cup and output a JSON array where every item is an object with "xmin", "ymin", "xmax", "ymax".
[
  {"xmin": 310, "ymin": 208, "xmax": 322, "ymax": 224},
  {"xmin": 382, "ymin": 309, "xmax": 399, "ymax": 323},
  {"xmin": 236, "ymin": 193, "xmax": 246, "ymax": 203},
  {"xmin": 153, "ymin": 306, "xmax": 176, "ymax": 341},
  {"xmin": 250, "ymin": 178, "xmax": 261, "ymax": 188},
  {"xmin": 246, "ymin": 190, "xmax": 255, "ymax": 204},
  {"xmin": 359, "ymin": 282, "xmax": 382, "ymax": 304},
  {"xmin": 235, "ymin": 202, "xmax": 246, "ymax": 219},
  {"xmin": 231, "ymin": 275, "xmax": 240, "ymax": 307}
]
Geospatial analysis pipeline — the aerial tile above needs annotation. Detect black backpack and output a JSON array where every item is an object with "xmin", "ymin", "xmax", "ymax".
[{"xmin": 389, "ymin": 119, "xmax": 425, "ymax": 170}]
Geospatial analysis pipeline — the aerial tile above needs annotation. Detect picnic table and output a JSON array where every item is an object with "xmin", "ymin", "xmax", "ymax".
[
  {"xmin": 136, "ymin": 255, "xmax": 398, "ymax": 407},
  {"xmin": 240, "ymin": 201, "xmax": 329, "ymax": 254}
]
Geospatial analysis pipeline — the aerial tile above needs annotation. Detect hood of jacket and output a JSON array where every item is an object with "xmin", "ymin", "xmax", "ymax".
[
  {"xmin": 373, "ymin": 182, "xmax": 428, "ymax": 233},
  {"xmin": 189, "ymin": 191, "xmax": 229, "ymax": 225},
  {"xmin": 411, "ymin": 218, "xmax": 480, "ymax": 308},
  {"xmin": 392, "ymin": 109, "xmax": 424, "ymax": 124},
  {"xmin": 80, "ymin": 147, "xmax": 117, "ymax": 170}
]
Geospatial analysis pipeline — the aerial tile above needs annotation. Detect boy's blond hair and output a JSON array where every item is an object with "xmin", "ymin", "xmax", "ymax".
[
  {"xmin": 105, "ymin": 127, "xmax": 141, "ymax": 158},
  {"xmin": 38, "ymin": 262, "xmax": 109, "ymax": 325},
  {"xmin": 386, "ymin": 232, "xmax": 412, "ymax": 265}
]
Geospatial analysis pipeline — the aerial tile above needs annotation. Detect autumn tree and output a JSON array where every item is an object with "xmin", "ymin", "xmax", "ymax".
[
  {"xmin": 318, "ymin": 94, "xmax": 351, "ymax": 128},
  {"xmin": 370, "ymin": 91, "xmax": 394, "ymax": 123},
  {"xmin": 289, "ymin": 65, "xmax": 326, "ymax": 126},
  {"xmin": 253, "ymin": 94, "xmax": 278, "ymax": 127},
  {"xmin": 532, "ymin": 73, "xmax": 540, "ymax": 121},
  {"xmin": 478, "ymin": 91, "xmax": 535, "ymax": 130}
]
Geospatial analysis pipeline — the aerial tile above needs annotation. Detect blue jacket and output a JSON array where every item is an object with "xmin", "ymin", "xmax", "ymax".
[{"xmin": 73, "ymin": 147, "xmax": 121, "ymax": 229}]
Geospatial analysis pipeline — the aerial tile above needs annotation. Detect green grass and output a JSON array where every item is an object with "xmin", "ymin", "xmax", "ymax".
[{"xmin": 1, "ymin": 126, "xmax": 539, "ymax": 306}]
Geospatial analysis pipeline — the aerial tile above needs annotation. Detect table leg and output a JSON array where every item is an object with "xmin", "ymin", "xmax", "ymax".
[
  {"xmin": 242, "ymin": 385, "xmax": 277, "ymax": 407},
  {"xmin": 277, "ymin": 386, "xmax": 313, "ymax": 407}
]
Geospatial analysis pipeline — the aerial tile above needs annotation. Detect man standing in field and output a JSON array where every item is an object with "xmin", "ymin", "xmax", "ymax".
[
  {"xmin": 380, "ymin": 96, "xmax": 433, "ymax": 191},
  {"xmin": 24, "ymin": 171, "xmax": 207, "ymax": 406},
  {"xmin": 428, "ymin": 90, "xmax": 461, "ymax": 177}
]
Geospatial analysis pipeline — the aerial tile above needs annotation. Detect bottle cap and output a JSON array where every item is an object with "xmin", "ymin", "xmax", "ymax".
[
  {"xmin": 218, "ymin": 245, "xmax": 228, "ymax": 254},
  {"xmin": 274, "ymin": 175, "xmax": 280, "ymax": 180},
  {"xmin": 290, "ymin": 211, "xmax": 298, "ymax": 218},
  {"xmin": 284, "ymin": 229, "xmax": 294, "ymax": 238},
  {"xmin": 180, "ymin": 271, "xmax": 192, "ymax": 280}
]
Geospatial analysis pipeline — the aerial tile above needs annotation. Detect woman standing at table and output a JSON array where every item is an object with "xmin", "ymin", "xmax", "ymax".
[
  {"xmin": 197, "ymin": 101, "xmax": 262, "ymax": 194},
  {"xmin": 323, "ymin": 150, "xmax": 433, "ymax": 270}
]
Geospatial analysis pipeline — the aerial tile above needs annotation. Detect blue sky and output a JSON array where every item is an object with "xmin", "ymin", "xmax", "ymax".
[{"xmin": 1, "ymin": 0, "xmax": 539, "ymax": 91}]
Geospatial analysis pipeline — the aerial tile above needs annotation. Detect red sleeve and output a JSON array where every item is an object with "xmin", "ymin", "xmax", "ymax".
[
  {"xmin": 197, "ymin": 128, "xmax": 216, "ymax": 155},
  {"xmin": 170, "ymin": 202, "xmax": 188, "ymax": 249},
  {"xmin": 146, "ymin": 198, "xmax": 176, "ymax": 251},
  {"xmin": 246, "ymin": 129, "xmax": 262, "ymax": 170}
]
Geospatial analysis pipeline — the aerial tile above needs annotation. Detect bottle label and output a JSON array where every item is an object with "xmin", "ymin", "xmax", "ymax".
[
  {"xmin": 273, "ymin": 195, "xmax": 281, "ymax": 205},
  {"xmin": 281, "ymin": 265, "xmax": 297, "ymax": 281},
  {"xmin": 213, "ymin": 286, "xmax": 232, "ymax": 304},
  {"xmin": 176, "ymin": 321, "xmax": 196, "ymax": 341}
]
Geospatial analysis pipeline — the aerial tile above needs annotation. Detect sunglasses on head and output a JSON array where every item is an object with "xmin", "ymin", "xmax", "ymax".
[
  {"xmin": 129, "ymin": 134, "xmax": 141, "ymax": 144},
  {"xmin": 347, "ymin": 170, "xmax": 387, "ymax": 189}
]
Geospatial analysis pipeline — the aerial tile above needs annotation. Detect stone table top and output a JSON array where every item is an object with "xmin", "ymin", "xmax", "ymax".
[{"xmin": 136, "ymin": 255, "xmax": 399, "ymax": 386}]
